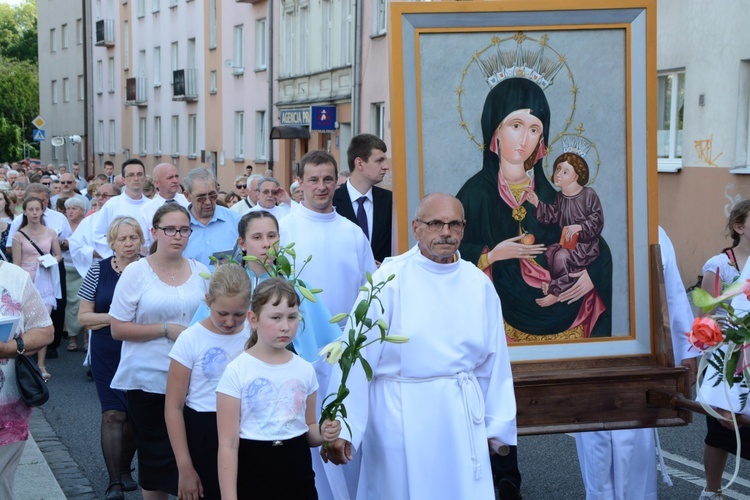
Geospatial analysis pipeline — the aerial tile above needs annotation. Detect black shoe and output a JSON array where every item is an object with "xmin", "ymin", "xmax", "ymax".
[
  {"xmin": 496, "ymin": 479, "xmax": 522, "ymax": 500},
  {"xmin": 46, "ymin": 348, "xmax": 58, "ymax": 359},
  {"xmin": 105, "ymin": 482, "xmax": 125, "ymax": 500}
]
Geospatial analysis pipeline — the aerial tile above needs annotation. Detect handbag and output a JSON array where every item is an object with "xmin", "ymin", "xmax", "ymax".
[{"xmin": 14, "ymin": 336, "xmax": 49, "ymax": 407}]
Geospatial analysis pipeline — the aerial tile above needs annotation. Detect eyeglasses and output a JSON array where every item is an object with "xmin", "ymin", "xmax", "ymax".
[
  {"xmin": 96, "ymin": 192, "xmax": 114, "ymax": 198},
  {"xmin": 41, "ymin": 182, "xmax": 52, "ymax": 186},
  {"xmin": 60, "ymin": 180, "xmax": 74, "ymax": 185},
  {"xmin": 154, "ymin": 225, "xmax": 193, "ymax": 237},
  {"xmin": 194, "ymin": 192, "xmax": 218, "ymax": 204},
  {"xmin": 235, "ymin": 184, "xmax": 247, "ymax": 190},
  {"xmin": 124, "ymin": 172, "xmax": 145, "ymax": 179},
  {"xmin": 416, "ymin": 219, "xmax": 466, "ymax": 232},
  {"xmin": 260, "ymin": 189, "xmax": 279, "ymax": 195}
]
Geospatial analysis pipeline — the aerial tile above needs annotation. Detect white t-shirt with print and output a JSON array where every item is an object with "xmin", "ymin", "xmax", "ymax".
[
  {"xmin": 216, "ymin": 353, "xmax": 317, "ymax": 441},
  {"xmin": 169, "ymin": 321, "xmax": 250, "ymax": 412}
]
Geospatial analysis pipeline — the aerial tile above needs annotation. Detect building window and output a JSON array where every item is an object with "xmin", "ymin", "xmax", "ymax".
[
  {"xmin": 76, "ymin": 18, "xmax": 83, "ymax": 45},
  {"xmin": 371, "ymin": 102, "xmax": 385, "ymax": 139},
  {"xmin": 208, "ymin": 0, "xmax": 217, "ymax": 49},
  {"xmin": 63, "ymin": 78, "xmax": 70, "ymax": 102},
  {"xmin": 78, "ymin": 75, "xmax": 85, "ymax": 100},
  {"xmin": 209, "ymin": 70, "xmax": 217, "ymax": 94},
  {"xmin": 322, "ymin": 0, "xmax": 332, "ymax": 69},
  {"xmin": 154, "ymin": 116, "xmax": 162, "ymax": 155},
  {"xmin": 299, "ymin": 7, "xmax": 308, "ymax": 74},
  {"xmin": 188, "ymin": 114, "xmax": 197, "ymax": 157},
  {"xmin": 123, "ymin": 21, "xmax": 130, "ymax": 71},
  {"xmin": 152, "ymin": 0, "xmax": 160, "ymax": 13},
  {"xmin": 97, "ymin": 60, "xmax": 103, "ymax": 94},
  {"xmin": 171, "ymin": 42, "xmax": 179, "ymax": 83},
  {"xmin": 233, "ymin": 25, "xmax": 244, "ymax": 73},
  {"xmin": 138, "ymin": 49, "xmax": 146, "ymax": 77},
  {"xmin": 51, "ymin": 80, "xmax": 58, "ymax": 104},
  {"xmin": 374, "ymin": 0, "xmax": 386, "ymax": 36},
  {"xmin": 256, "ymin": 111, "xmax": 267, "ymax": 160},
  {"xmin": 657, "ymin": 71, "xmax": 685, "ymax": 170},
  {"xmin": 255, "ymin": 18, "xmax": 267, "ymax": 70},
  {"xmin": 97, "ymin": 120, "xmax": 104, "ymax": 154},
  {"xmin": 108, "ymin": 57, "xmax": 115, "ymax": 92},
  {"xmin": 282, "ymin": 8, "xmax": 295, "ymax": 76},
  {"xmin": 50, "ymin": 28, "xmax": 57, "ymax": 52},
  {"xmin": 169, "ymin": 0, "xmax": 177, "ymax": 8},
  {"xmin": 137, "ymin": 0, "xmax": 145, "ymax": 17},
  {"xmin": 139, "ymin": 117, "xmax": 147, "ymax": 154},
  {"xmin": 171, "ymin": 115, "xmax": 179, "ymax": 156},
  {"xmin": 153, "ymin": 46, "xmax": 161, "ymax": 86},
  {"xmin": 235, "ymin": 111, "xmax": 245, "ymax": 159},
  {"xmin": 342, "ymin": 0, "xmax": 352, "ymax": 65},
  {"xmin": 61, "ymin": 24, "xmax": 69, "ymax": 49},
  {"xmin": 109, "ymin": 120, "xmax": 116, "ymax": 154}
]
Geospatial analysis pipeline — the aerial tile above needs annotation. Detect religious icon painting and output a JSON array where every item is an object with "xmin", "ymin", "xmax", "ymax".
[{"xmin": 389, "ymin": 1, "xmax": 659, "ymax": 362}]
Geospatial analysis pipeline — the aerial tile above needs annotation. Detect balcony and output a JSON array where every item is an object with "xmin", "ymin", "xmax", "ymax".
[
  {"xmin": 172, "ymin": 69, "xmax": 198, "ymax": 101},
  {"xmin": 125, "ymin": 77, "xmax": 148, "ymax": 106},
  {"xmin": 95, "ymin": 19, "xmax": 115, "ymax": 46}
]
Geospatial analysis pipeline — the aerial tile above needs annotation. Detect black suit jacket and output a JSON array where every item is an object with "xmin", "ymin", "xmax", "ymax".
[{"xmin": 333, "ymin": 184, "xmax": 392, "ymax": 262}]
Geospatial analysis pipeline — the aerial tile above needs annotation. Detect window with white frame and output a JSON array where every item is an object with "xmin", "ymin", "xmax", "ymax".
[
  {"xmin": 78, "ymin": 75, "xmax": 85, "ymax": 100},
  {"xmin": 50, "ymin": 28, "xmax": 57, "ymax": 52},
  {"xmin": 233, "ymin": 25, "xmax": 244, "ymax": 72},
  {"xmin": 97, "ymin": 60, "xmax": 103, "ymax": 93},
  {"xmin": 322, "ymin": 0, "xmax": 332, "ymax": 69},
  {"xmin": 109, "ymin": 120, "xmax": 116, "ymax": 154},
  {"xmin": 169, "ymin": 0, "xmax": 177, "ymax": 8},
  {"xmin": 171, "ymin": 42, "xmax": 178, "ymax": 83},
  {"xmin": 371, "ymin": 102, "xmax": 385, "ymax": 139},
  {"xmin": 123, "ymin": 21, "xmax": 130, "ymax": 70},
  {"xmin": 137, "ymin": 0, "xmax": 145, "ymax": 17},
  {"xmin": 187, "ymin": 38, "xmax": 196, "ymax": 69},
  {"xmin": 97, "ymin": 120, "xmax": 104, "ymax": 154},
  {"xmin": 139, "ymin": 117, "xmax": 147, "ymax": 154},
  {"xmin": 341, "ymin": 0, "xmax": 352, "ymax": 65},
  {"xmin": 282, "ymin": 8, "xmax": 295, "ymax": 76},
  {"xmin": 152, "ymin": 0, "xmax": 160, "ymax": 13},
  {"xmin": 256, "ymin": 111, "xmax": 267, "ymax": 160},
  {"xmin": 657, "ymin": 70, "xmax": 685, "ymax": 170},
  {"xmin": 154, "ymin": 116, "xmax": 162, "ymax": 155},
  {"xmin": 235, "ymin": 111, "xmax": 245, "ymax": 159},
  {"xmin": 108, "ymin": 57, "xmax": 115, "ymax": 92},
  {"xmin": 63, "ymin": 78, "xmax": 70, "ymax": 102},
  {"xmin": 171, "ymin": 115, "xmax": 179, "ymax": 156},
  {"xmin": 52, "ymin": 80, "xmax": 58, "ymax": 104},
  {"xmin": 153, "ymin": 46, "xmax": 161, "ymax": 86},
  {"xmin": 209, "ymin": 0, "xmax": 217, "ymax": 49},
  {"xmin": 76, "ymin": 19, "xmax": 83, "ymax": 44},
  {"xmin": 209, "ymin": 70, "xmax": 217, "ymax": 94},
  {"xmin": 299, "ymin": 7, "xmax": 308, "ymax": 74},
  {"xmin": 188, "ymin": 114, "xmax": 197, "ymax": 157},
  {"xmin": 255, "ymin": 18, "xmax": 267, "ymax": 70},
  {"xmin": 62, "ymin": 24, "xmax": 69, "ymax": 49},
  {"xmin": 373, "ymin": 0, "xmax": 386, "ymax": 36},
  {"xmin": 138, "ymin": 50, "xmax": 146, "ymax": 77}
]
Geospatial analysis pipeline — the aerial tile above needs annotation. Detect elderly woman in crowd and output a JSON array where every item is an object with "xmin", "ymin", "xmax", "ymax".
[
  {"xmin": 0, "ymin": 261, "xmax": 54, "ymax": 498},
  {"xmin": 109, "ymin": 204, "xmax": 209, "ymax": 500},
  {"xmin": 63, "ymin": 197, "xmax": 88, "ymax": 352},
  {"xmin": 78, "ymin": 216, "xmax": 143, "ymax": 500}
]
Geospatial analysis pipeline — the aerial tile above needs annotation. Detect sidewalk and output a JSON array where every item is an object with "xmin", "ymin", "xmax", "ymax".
[{"xmin": 14, "ymin": 433, "xmax": 66, "ymax": 500}]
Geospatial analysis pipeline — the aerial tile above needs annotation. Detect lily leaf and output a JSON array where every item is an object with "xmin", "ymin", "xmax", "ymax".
[
  {"xmin": 360, "ymin": 356, "xmax": 373, "ymax": 381},
  {"xmin": 366, "ymin": 271, "xmax": 373, "ymax": 285},
  {"xmin": 353, "ymin": 300, "xmax": 369, "ymax": 324}
]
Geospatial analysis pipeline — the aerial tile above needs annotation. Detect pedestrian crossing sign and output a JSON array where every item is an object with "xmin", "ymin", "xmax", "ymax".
[{"xmin": 33, "ymin": 129, "xmax": 46, "ymax": 142}]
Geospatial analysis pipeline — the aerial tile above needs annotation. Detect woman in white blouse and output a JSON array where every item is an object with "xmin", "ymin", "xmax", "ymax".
[{"xmin": 109, "ymin": 204, "xmax": 209, "ymax": 500}]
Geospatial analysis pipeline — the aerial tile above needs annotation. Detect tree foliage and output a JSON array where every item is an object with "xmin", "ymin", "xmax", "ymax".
[{"xmin": 0, "ymin": 0, "xmax": 38, "ymax": 162}]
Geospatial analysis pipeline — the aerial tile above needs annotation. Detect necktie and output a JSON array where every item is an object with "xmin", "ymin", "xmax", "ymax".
[
  {"xmin": 164, "ymin": 199, "xmax": 176, "ymax": 204},
  {"xmin": 356, "ymin": 196, "xmax": 369, "ymax": 239}
]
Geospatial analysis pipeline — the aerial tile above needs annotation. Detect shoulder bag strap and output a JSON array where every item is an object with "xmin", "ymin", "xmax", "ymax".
[{"xmin": 17, "ymin": 230, "xmax": 46, "ymax": 257}]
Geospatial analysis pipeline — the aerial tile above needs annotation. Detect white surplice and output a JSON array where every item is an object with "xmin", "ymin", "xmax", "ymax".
[{"xmin": 332, "ymin": 246, "xmax": 516, "ymax": 500}]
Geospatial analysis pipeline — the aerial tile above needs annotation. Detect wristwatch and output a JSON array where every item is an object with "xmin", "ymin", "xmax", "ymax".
[{"xmin": 15, "ymin": 336, "xmax": 25, "ymax": 355}]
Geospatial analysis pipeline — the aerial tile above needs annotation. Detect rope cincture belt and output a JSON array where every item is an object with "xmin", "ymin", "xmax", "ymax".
[{"xmin": 378, "ymin": 371, "xmax": 486, "ymax": 479}]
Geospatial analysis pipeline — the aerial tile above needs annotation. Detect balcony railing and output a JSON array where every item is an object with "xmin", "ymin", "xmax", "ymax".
[
  {"xmin": 95, "ymin": 19, "xmax": 115, "ymax": 46},
  {"xmin": 172, "ymin": 69, "xmax": 198, "ymax": 101},
  {"xmin": 125, "ymin": 77, "xmax": 148, "ymax": 106}
]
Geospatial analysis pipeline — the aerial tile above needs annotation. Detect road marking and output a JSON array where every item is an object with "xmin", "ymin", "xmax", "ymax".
[{"xmin": 661, "ymin": 450, "xmax": 750, "ymax": 490}]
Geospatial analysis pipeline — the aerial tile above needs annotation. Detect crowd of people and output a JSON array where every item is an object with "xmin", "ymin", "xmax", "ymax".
[{"xmin": 0, "ymin": 124, "xmax": 747, "ymax": 500}]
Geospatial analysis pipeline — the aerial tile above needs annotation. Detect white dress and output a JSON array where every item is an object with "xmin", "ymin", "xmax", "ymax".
[{"xmin": 331, "ymin": 246, "xmax": 516, "ymax": 500}]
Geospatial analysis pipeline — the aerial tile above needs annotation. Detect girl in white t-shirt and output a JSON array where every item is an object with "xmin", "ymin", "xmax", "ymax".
[
  {"xmin": 216, "ymin": 278, "xmax": 340, "ymax": 499},
  {"xmin": 165, "ymin": 263, "xmax": 252, "ymax": 500}
]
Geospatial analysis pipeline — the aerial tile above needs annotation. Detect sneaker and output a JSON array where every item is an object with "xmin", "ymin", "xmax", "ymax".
[{"xmin": 699, "ymin": 489, "xmax": 726, "ymax": 500}]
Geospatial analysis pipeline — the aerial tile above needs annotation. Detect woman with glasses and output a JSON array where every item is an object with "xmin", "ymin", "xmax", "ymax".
[{"xmin": 109, "ymin": 204, "xmax": 209, "ymax": 500}]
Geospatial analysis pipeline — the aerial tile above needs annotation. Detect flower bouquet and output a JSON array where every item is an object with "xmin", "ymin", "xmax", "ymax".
[{"xmin": 318, "ymin": 272, "xmax": 408, "ymax": 438}]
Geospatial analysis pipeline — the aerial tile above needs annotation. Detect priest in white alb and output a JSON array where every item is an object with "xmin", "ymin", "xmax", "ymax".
[{"xmin": 323, "ymin": 193, "xmax": 517, "ymax": 499}]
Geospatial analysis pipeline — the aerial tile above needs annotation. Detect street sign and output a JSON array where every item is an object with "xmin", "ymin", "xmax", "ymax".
[
  {"xmin": 32, "ymin": 116, "xmax": 46, "ymax": 129},
  {"xmin": 33, "ymin": 129, "xmax": 46, "ymax": 142},
  {"xmin": 311, "ymin": 106, "xmax": 337, "ymax": 132}
]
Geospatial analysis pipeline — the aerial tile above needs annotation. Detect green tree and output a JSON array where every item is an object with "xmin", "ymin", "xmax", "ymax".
[
  {"xmin": 0, "ymin": 0, "xmax": 37, "ymax": 64},
  {"xmin": 0, "ymin": 55, "xmax": 39, "ymax": 161}
]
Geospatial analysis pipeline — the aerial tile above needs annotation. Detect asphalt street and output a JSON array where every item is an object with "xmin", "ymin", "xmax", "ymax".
[{"xmin": 35, "ymin": 347, "xmax": 750, "ymax": 500}]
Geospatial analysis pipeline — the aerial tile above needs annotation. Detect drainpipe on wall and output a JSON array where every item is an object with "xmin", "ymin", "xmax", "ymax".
[
  {"xmin": 352, "ymin": 0, "xmax": 363, "ymax": 135},
  {"xmin": 267, "ymin": 0, "xmax": 274, "ymax": 169}
]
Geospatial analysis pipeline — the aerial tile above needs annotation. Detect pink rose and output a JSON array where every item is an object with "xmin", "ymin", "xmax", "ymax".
[{"xmin": 687, "ymin": 317, "xmax": 724, "ymax": 350}]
